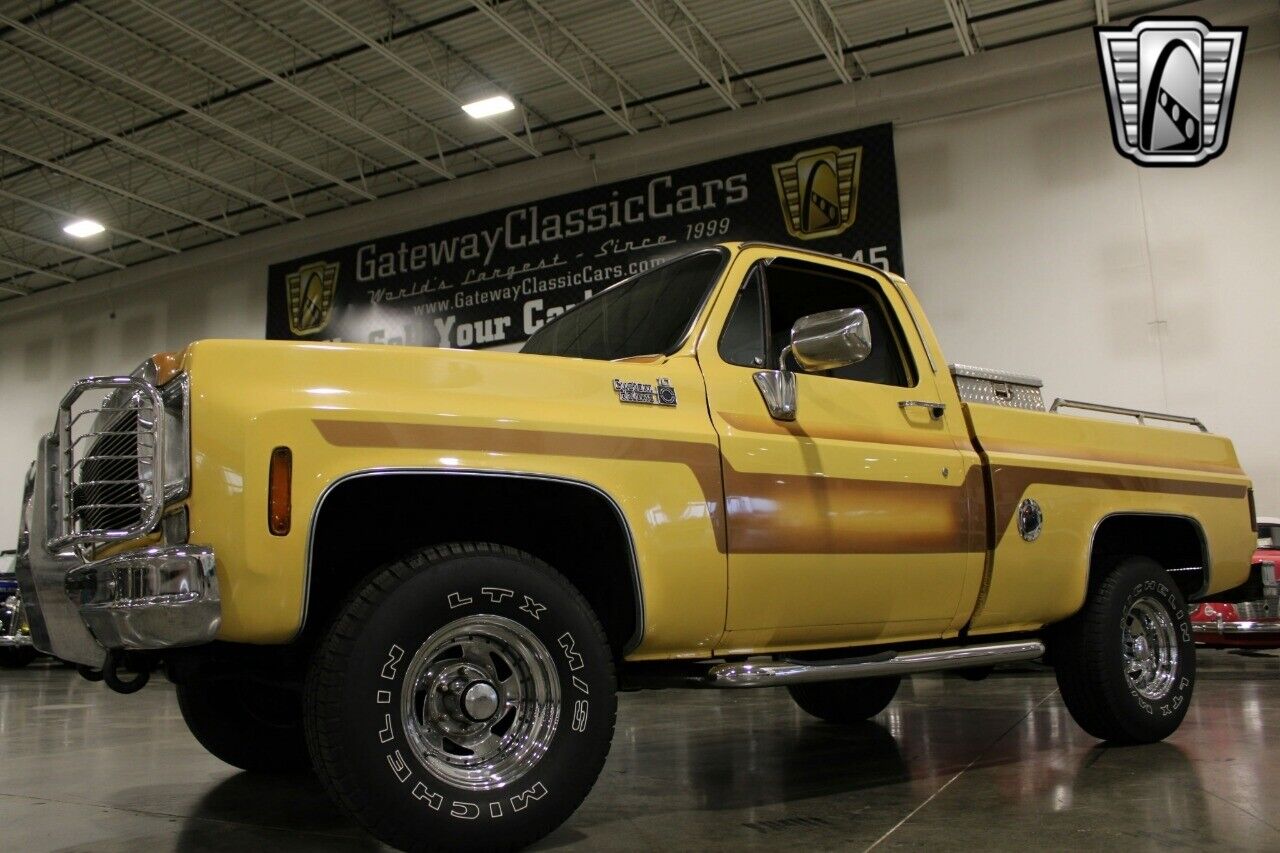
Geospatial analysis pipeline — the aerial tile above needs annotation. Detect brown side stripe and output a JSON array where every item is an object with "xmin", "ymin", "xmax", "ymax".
[
  {"xmin": 314, "ymin": 419, "xmax": 727, "ymax": 552},
  {"xmin": 721, "ymin": 466, "xmax": 985, "ymax": 555},
  {"xmin": 988, "ymin": 465, "xmax": 1248, "ymax": 546},
  {"xmin": 314, "ymin": 420, "xmax": 1248, "ymax": 557}
]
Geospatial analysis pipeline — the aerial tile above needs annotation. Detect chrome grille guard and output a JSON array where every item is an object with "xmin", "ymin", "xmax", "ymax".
[{"xmin": 51, "ymin": 376, "xmax": 165, "ymax": 550}]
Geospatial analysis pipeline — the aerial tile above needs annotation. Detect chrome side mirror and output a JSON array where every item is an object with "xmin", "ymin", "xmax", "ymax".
[
  {"xmin": 753, "ymin": 308, "xmax": 872, "ymax": 421},
  {"xmin": 789, "ymin": 308, "xmax": 872, "ymax": 372}
]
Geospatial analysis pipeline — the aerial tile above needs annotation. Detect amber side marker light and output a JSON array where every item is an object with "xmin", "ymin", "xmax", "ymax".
[{"xmin": 269, "ymin": 447, "xmax": 292, "ymax": 536}]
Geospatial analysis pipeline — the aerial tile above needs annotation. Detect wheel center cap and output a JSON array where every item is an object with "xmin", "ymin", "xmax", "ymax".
[
  {"xmin": 462, "ymin": 681, "xmax": 500, "ymax": 722},
  {"xmin": 1133, "ymin": 636, "xmax": 1150, "ymax": 660}
]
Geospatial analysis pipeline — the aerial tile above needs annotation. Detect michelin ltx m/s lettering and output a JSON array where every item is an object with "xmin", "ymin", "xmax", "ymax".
[{"xmin": 305, "ymin": 543, "xmax": 616, "ymax": 850}]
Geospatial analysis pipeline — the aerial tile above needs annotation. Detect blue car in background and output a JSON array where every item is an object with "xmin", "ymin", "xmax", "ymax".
[{"xmin": 1, "ymin": 549, "xmax": 37, "ymax": 667}]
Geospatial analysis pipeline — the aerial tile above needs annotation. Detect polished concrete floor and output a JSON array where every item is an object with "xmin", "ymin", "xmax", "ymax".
[{"xmin": 0, "ymin": 650, "xmax": 1277, "ymax": 851}]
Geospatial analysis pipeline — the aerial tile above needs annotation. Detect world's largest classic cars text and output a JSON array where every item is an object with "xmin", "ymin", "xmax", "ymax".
[{"xmin": 266, "ymin": 123, "xmax": 904, "ymax": 349}]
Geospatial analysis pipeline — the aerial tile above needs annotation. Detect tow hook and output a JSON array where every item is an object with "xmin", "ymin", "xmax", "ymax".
[
  {"xmin": 80, "ymin": 650, "xmax": 153, "ymax": 694},
  {"xmin": 75, "ymin": 664, "xmax": 103, "ymax": 683}
]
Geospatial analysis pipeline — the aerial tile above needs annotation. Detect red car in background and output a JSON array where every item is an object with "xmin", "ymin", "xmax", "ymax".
[{"xmin": 1192, "ymin": 517, "xmax": 1280, "ymax": 648}]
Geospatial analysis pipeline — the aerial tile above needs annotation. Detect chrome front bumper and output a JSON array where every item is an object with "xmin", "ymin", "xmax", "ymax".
[
  {"xmin": 66, "ymin": 546, "xmax": 219, "ymax": 652},
  {"xmin": 16, "ymin": 434, "xmax": 220, "ymax": 667}
]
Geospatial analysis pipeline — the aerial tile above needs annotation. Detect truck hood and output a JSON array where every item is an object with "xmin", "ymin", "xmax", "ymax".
[{"xmin": 179, "ymin": 338, "xmax": 716, "ymax": 453}]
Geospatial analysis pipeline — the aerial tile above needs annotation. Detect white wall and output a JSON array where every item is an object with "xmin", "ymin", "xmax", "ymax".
[
  {"xmin": 897, "ymin": 47, "xmax": 1280, "ymax": 507},
  {"xmin": 2, "ymin": 1, "xmax": 1277, "ymax": 535}
]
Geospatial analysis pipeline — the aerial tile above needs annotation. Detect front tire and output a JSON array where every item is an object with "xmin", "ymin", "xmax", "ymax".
[
  {"xmin": 788, "ymin": 675, "xmax": 901, "ymax": 723},
  {"xmin": 305, "ymin": 543, "xmax": 617, "ymax": 853},
  {"xmin": 176, "ymin": 675, "xmax": 310, "ymax": 772},
  {"xmin": 1052, "ymin": 556, "xmax": 1195, "ymax": 744}
]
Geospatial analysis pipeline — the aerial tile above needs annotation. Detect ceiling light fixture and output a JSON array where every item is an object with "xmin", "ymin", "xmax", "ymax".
[
  {"xmin": 461, "ymin": 95, "xmax": 515, "ymax": 118},
  {"xmin": 63, "ymin": 219, "xmax": 105, "ymax": 238}
]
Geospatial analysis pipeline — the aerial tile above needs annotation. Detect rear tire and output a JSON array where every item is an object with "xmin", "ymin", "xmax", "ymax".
[
  {"xmin": 788, "ymin": 675, "xmax": 901, "ymax": 723},
  {"xmin": 305, "ymin": 542, "xmax": 617, "ymax": 853},
  {"xmin": 1052, "ymin": 556, "xmax": 1195, "ymax": 744},
  {"xmin": 177, "ymin": 676, "xmax": 310, "ymax": 772}
]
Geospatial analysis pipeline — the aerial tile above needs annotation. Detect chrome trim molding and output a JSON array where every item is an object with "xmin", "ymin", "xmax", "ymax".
[
  {"xmin": 303, "ymin": 468, "xmax": 647, "ymax": 654},
  {"xmin": 705, "ymin": 640, "xmax": 1045, "ymax": 688},
  {"xmin": 1086, "ymin": 511, "xmax": 1212, "ymax": 602},
  {"xmin": 159, "ymin": 373, "xmax": 193, "ymax": 504},
  {"xmin": 65, "ymin": 545, "xmax": 220, "ymax": 651},
  {"xmin": 753, "ymin": 368, "xmax": 796, "ymax": 420},
  {"xmin": 1193, "ymin": 620, "xmax": 1280, "ymax": 636},
  {"xmin": 1051, "ymin": 398, "xmax": 1208, "ymax": 432}
]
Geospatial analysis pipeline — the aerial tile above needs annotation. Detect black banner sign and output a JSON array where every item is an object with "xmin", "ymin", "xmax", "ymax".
[{"xmin": 266, "ymin": 122, "xmax": 902, "ymax": 349}]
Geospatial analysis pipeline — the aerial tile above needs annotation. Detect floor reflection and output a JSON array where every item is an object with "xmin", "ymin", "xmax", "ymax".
[
  {"xmin": 0, "ymin": 651, "xmax": 1276, "ymax": 851},
  {"xmin": 174, "ymin": 772, "xmax": 378, "ymax": 852}
]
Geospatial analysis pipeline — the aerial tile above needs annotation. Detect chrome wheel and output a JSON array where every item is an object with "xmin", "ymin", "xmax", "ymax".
[
  {"xmin": 401, "ymin": 614, "xmax": 560, "ymax": 791},
  {"xmin": 1122, "ymin": 595, "xmax": 1179, "ymax": 700}
]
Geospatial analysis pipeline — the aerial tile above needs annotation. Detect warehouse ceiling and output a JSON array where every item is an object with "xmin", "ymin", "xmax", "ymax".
[{"xmin": 0, "ymin": 0, "xmax": 1185, "ymax": 301}]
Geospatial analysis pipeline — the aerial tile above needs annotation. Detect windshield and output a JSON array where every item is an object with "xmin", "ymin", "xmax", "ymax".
[{"xmin": 521, "ymin": 249, "xmax": 726, "ymax": 360}]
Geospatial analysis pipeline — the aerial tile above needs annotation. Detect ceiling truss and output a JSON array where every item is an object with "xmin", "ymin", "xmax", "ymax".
[
  {"xmin": 943, "ymin": 0, "xmax": 982, "ymax": 56},
  {"xmin": 0, "ymin": 0, "xmax": 1192, "ymax": 302}
]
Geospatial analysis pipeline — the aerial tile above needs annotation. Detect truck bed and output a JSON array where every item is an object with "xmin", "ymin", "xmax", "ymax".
[{"xmin": 956, "ymin": 387, "xmax": 1254, "ymax": 634}]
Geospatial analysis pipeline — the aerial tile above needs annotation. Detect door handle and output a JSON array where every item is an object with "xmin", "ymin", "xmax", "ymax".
[{"xmin": 899, "ymin": 400, "xmax": 947, "ymax": 420}]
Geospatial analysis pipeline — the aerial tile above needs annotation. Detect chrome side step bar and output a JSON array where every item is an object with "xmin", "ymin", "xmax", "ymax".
[{"xmin": 705, "ymin": 640, "xmax": 1046, "ymax": 689}]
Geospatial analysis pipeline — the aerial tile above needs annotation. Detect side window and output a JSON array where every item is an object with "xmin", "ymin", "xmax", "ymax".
[
  {"xmin": 763, "ymin": 260, "xmax": 916, "ymax": 388},
  {"xmin": 718, "ymin": 266, "xmax": 766, "ymax": 368}
]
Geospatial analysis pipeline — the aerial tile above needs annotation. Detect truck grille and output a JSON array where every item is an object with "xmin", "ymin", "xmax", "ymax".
[
  {"xmin": 54, "ymin": 377, "xmax": 165, "ymax": 548},
  {"xmin": 72, "ymin": 409, "xmax": 150, "ymax": 533}
]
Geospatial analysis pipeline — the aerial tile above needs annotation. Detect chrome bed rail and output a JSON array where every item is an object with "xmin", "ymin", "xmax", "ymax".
[{"xmin": 1050, "ymin": 398, "xmax": 1208, "ymax": 432}]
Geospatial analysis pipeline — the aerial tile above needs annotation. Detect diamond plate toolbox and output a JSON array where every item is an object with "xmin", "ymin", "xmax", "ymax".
[{"xmin": 950, "ymin": 364, "xmax": 1045, "ymax": 411}]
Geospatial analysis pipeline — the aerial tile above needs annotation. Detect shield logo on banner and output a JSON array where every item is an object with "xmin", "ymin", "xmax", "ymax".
[
  {"xmin": 285, "ymin": 260, "xmax": 339, "ymax": 336},
  {"xmin": 772, "ymin": 146, "xmax": 862, "ymax": 239},
  {"xmin": 1095, "ymin": 17, "xmax": 1246, "ymax": 167}
]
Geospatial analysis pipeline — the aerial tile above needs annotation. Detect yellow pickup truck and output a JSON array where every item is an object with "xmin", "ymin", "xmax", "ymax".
[{"xmin": 16, "ymin": 242, "xmax": 1256, "ymax": 851}]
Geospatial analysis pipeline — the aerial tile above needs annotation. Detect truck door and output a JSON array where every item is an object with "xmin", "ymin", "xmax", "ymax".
[{"xmin": 698, "ymin": 251, "xmax": 979, "ymax": 651}]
